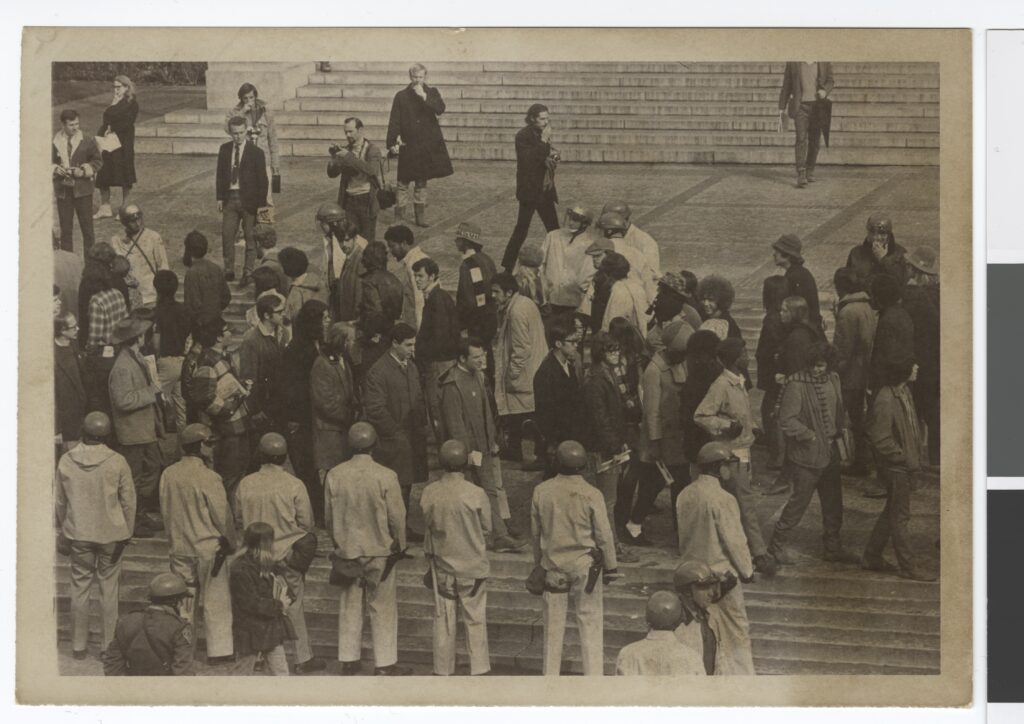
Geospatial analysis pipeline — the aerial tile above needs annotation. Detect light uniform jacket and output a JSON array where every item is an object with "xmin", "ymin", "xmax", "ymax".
[
  {"xmin": 640, "ymin": 351, "xmax": 688, "ymax": 465},
  {"xmin": 111, "ymin": 228, "xmax": 170, "ymax": 307},
  {"xmin": 602, "ymin": 277, "xmax": 650, "ymax": 333},
  {"xmin": 675, "ymin": 475, "xmax": 754, "ymax": 580},
  {"xmin": 493, "ymin": 293, "xmax": 549, "ymax": 416},
  {"xmin": 324, "ymin": 454, "xmax": 406, "ymax": 559},
  {"xmin": 235, "ymin": 464, "xmax": 313, "ymax": 561},
  {"xmin": 421, "ymin": 472, "xmax": 492, "ymax": 580},
  {"xmin": 694, "ymin": 368, "xmax": 756, "ymax": 453},
  {"xmin": 55, "ymin": 443, "xmax": 136, "ymax": 544},
  {"xmin": 531, "ymin": 474, "xmax": 618, "ymax": 574},
  {"xmin": 623, "ymin": 224, "xmax": 661, "ymax": 281},
  {"xmin": 540, "ymin": 227, "xmax": 597, "ymax": 308},
  {"xmin": 439, "ymin": 364, "xmax": 498, "ymax": 456},
  {"xmin": 616, "ymin": 629, "xmax": 705, "ymax": 676},
  {"xmin": 831, "ymin": 291, "xmax": 877, "ymax": 391},
  {"xmin": 109, "ymin": 346, "xmax": 162, "ymax": 446},
  {"xmin": 159, "ymin": 455, "xmax": 235, "ymax": 559},
  {"xmin": 612, "ymin": 238, "xmax": 656, "ymax": 303}
]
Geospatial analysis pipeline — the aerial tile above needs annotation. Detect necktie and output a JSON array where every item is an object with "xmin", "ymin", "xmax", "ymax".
[
  {"xmin": 231, "ymin": 144, "xmax": 240, "ymax": 185},
  {"xmin": 66, "ymin": 136, "xmax": 73, "ymax": 167},
  {"xmin": 699, "ymin": 618, "xmax": 717, "ymax": 675}
]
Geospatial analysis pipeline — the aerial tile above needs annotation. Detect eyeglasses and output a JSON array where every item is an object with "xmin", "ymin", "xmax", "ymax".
[
  {"xmin": 604, "ymin": 345, "xmax": 622, "ymax": 353},
  {"xmin": 122, "ymin": 214, "xmax": 141, "ymax": 222}
]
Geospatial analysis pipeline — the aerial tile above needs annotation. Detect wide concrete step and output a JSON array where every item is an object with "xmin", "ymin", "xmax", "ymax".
[
  {"xmin": 308, "ymin": 72, "xmax": 938, "ymax": 90},
  {"xmin": 319, "ymin": 61, "xmax": 938, "ymax": 76},
  {"xmin": 161, "ymin": 109, "xmax": 940, "ymax": 135},
  {"xmin": 293, "ymin": 84, "xmax": 938, "ymax": 105},
  {"xmin": 135, "ymin": 136, "xmax": 938, "ymax": 165},
  {"xmin": 140, "ymin": 122, "xmax": 937, "ymax": 149}
]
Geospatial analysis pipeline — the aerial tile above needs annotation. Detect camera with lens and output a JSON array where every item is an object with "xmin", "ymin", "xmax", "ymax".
[{"xmin": 328, "ymin": 143, "xmax": 342, "ymax": 156}]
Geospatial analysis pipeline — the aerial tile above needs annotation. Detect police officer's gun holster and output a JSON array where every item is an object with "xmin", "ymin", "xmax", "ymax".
[
  {"xmin": 210, "ymin": 536, "xmax": 233, "ymax": 578},
  {"xmin": 584, "ymin": 548, "xmax": 604, "ymax": 594},
  {"xmin": 328, "ymin": 553, "xmax": 366, "ymax": 588}
]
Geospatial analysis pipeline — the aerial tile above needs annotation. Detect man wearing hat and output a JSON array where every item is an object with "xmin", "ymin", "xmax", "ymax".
[
  {"xmin": 675, "ymin": 441, "xmax": 756, "ymax": 675},
  {"xmin": 531, "ymin": 440, "xmax": 619, "ymax": 676},
  {"xmin": 602, "ymin": 201, "xmax": 661, "ymax": 280},
  {"xmin": 110, "ymin": 204, "xmax": 169, "ymax": 308},
  {"xmin": 324, "ymin": 422, "xmax": 410, "ymax": 676},
  {"xmin": 420, "ymin": 439, "xmax": 495, "ymax": 676},
  {"xmin": 454, "ymin": 221, "xmax": 499, "ymax": 358},
  {"xmin": 772, "ymin": 234, "xmax": 822, "ymax": 328},
  {"xmin": 538, "ymin": 204, "xmax": 598, "ymax": 316},
  {"xmin": 902, "ymin": 246, "xmax": 940, "ymax": 467},
  {"xmin": 235, "ymin": 432, "xmax": 324, "ymax": 674},
  {"xmin": 645, "ymin": 272, "xmax": 702, "ymax": 354},
  {"xmin": 615, "ymin": 591, "xmax": 704, "ymax": 676},
  {"xmin": 107, "ymin": 316, "xmax": 165, "ymax": 536},
  {"xmin": 159, "ymin": 423, "xmax": 236, "ymax": 664},
  {"xmin": 102, "ymin": 572, "xmax": 196, "ymax": 675},
  {"xmin": 56, "ymin": 411, "xmax": 136, "ymax": 660}
]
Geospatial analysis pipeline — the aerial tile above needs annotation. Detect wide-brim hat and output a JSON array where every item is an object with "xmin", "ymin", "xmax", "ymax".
[
  {"xmin": 109, "ymin": 317, "xmax": 152, "ymax": 345},
  {"xmin": 772, "ymin": 234, "xmax": 804, "ymax": 263},
  {"xmin": 907, "ymin": 246, "xmax": 939, "ymax": 275},
  {"xmin": 454, "ymin": 222, "xmax": 483, "ymax": 247},
  {"xmin": 658, "ymin": 271, "xmax": 689, "ymax": 299}
]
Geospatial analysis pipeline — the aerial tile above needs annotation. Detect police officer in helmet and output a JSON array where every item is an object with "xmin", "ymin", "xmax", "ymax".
[
  {"xmin": 615, "ymin": 590, "xmax": 705, "ymax": 675},
  {"xmin": 102, "ymin": 572, "xmax": 195, "ymax": 676}
]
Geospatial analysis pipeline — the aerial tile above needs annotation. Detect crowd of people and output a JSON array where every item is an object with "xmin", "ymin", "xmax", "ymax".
[{"xmin": 52, "ymin": 63, "xmax": 941, "ymax": 677}]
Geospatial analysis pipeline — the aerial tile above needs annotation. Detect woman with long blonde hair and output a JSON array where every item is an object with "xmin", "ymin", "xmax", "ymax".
[
  {"xmin": 94, "ymin": 74, "xmax": 138, "ymax": 219},
  {"xmin": 229, "ymin": 522, "xmax": 295, "ymax": 675}
]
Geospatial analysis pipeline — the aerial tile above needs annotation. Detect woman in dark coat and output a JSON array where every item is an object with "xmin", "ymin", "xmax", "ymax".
[
  {"xmin": 278, "ymin": 299, "xmax": 329, "ymax": 526},
  {"xmin": 94, "ymin": 75, "xmax": 139, "ymax": 219},
  {"xmin": 755, "ymin": 275, "xmax": 791, "ymax": 470},
  {"xmin": 230, "ymin": 523, "xmax": 296, "ymax": 676},
  {"xmin": 501, "ymin": 103, "xmax": 561, "ymax": 271},
  {"xmin": 54, "ymin": 312, "xmax": 87, "ymax": 452},
  {"xmin": 386, "ymin": 63, "xmax": 453, "ymax": 224},
  {"xmin": 310, "ymin": 322, "xmax": 358, "ymax": 474}
]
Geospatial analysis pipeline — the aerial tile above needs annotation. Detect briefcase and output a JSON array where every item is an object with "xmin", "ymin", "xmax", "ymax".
[{"xmin": 271, "ymin": 174, "xmax": 281, "ymax": 194}]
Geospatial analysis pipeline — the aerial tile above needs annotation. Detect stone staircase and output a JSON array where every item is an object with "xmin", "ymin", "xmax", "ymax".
[
  {"xmin": 55, "ymin": 527, "xmax": 940, "ymax": 676},
  {"xmin": 137, "ymin": 61, "xmax": 938, "ymax": 165}
]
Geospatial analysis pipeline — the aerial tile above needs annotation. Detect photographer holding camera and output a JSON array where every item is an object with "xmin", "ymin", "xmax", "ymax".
[
  {"xmin": 327, "ymin": 117, "xmax": 384, "ymax": 242},
  {"xmin": 226, "ymin": 83, "xmax": 280, "ymax": 207},
  {"xmin": 52, "ymin": 109, "xmax": 103, "ymax": 252}
]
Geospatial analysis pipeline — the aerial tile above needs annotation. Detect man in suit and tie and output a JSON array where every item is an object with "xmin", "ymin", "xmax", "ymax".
[
  {"xmin": 217, "ymin": 116, "xmax": 269, "ymax": 287},
  {"xmin": 778, "ymin": 62, "xmax": 834, "ymax": 188},
  {"xmin": 52, "ymin": 109, "xmax": 103, "ymax": 252},
  {"xmin": 532, "ymin": 319, "xmax": 585, "ymax": 477}
]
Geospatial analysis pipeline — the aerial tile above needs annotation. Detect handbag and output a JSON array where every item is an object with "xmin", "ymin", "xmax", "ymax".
[{"xmin": 375, "ymin": 158, "xmax": 397, "ymax": 210}]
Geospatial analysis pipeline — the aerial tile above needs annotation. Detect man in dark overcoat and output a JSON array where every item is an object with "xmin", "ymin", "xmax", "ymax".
[{"xmin": 387, "ymin": 63, "xmax": 454, "ymax": 228}]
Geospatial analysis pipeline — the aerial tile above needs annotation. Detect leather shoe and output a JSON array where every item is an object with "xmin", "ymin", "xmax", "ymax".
[
  {"xmin": 491, "ymin": 535, "xmax": 528, "ymax": 553},
  {"xmin": 339, "ymin": 660, "xmax": 362, "ymax": 675},
  {"xmin": 374, "ymin": 663, "xmax": 412, "ymax": 676},
  {"xmin": 295, "ymin": 657, "xmax": 326, "ymax": 674},
  {"xmin": 224, "ymin": 272, "xmax": 236, "ymax": 282},
  {"xmin": 862, "ymin": 556, "xmax": 899, "ymax": 573},
  {"xmin": 753, "ymin": 553, "xmax": 778, "ymax": 578},
  {"xmin": 619, "ymin": 528, "xmax": 653, "ymax": 547},
  {"xmin": 899, "ymin": 568, "xmax": 937, "ymax": 582},
  {"xmin": 862, "ymin": 482, "xmax": 889, "ymax": 498},
  {"xmin": 768, "ymin": 548, "xmax": 794, "ymax": 566},
  {"xmin": 615, "ymin": 544, "xmax": 639, "ymax": 563},
  {"xmin": 823, "ymin": 550, "xmax": 861, "ymax": 565},
  {"xmin": 206, "ymin": 654, "xmax": 236, "ymax": 665}
]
